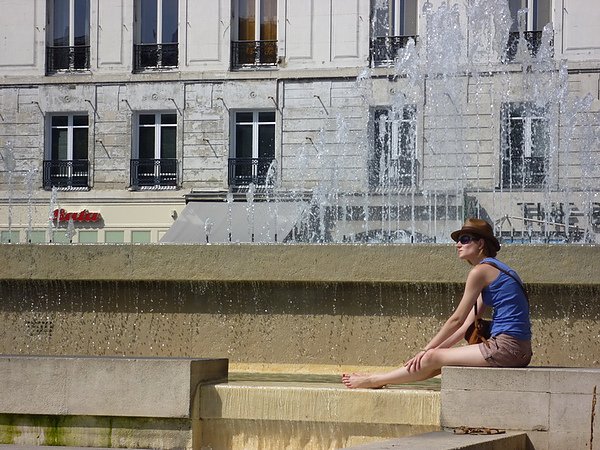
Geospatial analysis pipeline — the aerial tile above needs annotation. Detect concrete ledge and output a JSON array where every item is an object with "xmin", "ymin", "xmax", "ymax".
[
  {"xmin": 0, "ymin": 356, "xmax": 228, "ymax": 449},
  {"xmin": 0, "ymin": 355, "xmax": 228, "ymax": 418},
  {"xmin": 342, "ymin": 431, "xmax": 528, "ymax": 449},
  {"xmin": 1, "ymin": 244, "xmax": 598, "ymax": 285},
  {"xmin": 201, "ymin": 381, "xmax": 440, "ymax": 425},
  {"xmin": 441, "ymin": 366, "xmax": 600, "ymax": 450},
  {"xmin": 199, "ymin": 381, "xmax": 441, "ymax": 448}
]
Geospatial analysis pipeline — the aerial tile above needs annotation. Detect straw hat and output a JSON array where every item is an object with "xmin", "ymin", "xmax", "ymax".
[{"xmin": 450, "ymin": 218, "xmax": 501, "ymax": 253}]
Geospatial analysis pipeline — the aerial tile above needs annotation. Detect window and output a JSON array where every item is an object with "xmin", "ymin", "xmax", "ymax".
[
  {"xmin": 229, "ymin": 111, "xmax": 276, "ymax": 187},
  {"xmin": 46, "ymin": 0, "xmax": 90, "ymax": 72},
  {"xmin": 134, "ymin": 0, "xmax": 178, "ymax": 71},
  {"xmin": 43, "ymin": 114, "xmax": 89, "ymax": 189},
  {"xmin": 500, "ymin": 102, "xmax": 549, "ymax": 189},
  {"xmin": 105, "ymin": 230, "xmax": 125, "ymax": 243},
  {"xmin": 370, "ymin": 0, "xmax": 418, "ymax": 66},
  {"xmin": 231, "ymin": 0, "xmax": 277, "ymax": 69},
  {"xmin": 131, "ymin": 113, "xmax": 178, "ymax": 189},
  {"xmin": 504, "ymin": 0, "xmax": 552, "ymax": 62},
  {"xmin": 78, "ymin": 230, "xmax": 98, "ymax": 243},
  {"xmin": 132, "ymin": 230, "xmax": 152, "ymax": 243},
  {"xmin": 369, "ymin": 106, "xmax": 418, "ymax": 190}
]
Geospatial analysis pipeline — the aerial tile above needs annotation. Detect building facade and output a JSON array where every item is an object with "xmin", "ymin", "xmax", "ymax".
[{"xmin": 0, "ymin": 0, "xmax": 599, "ymax": 244}]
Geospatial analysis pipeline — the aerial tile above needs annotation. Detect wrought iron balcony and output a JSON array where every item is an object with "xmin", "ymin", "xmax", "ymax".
[
  {"xmin": 130, "ymin": 158, "xmax": 178, "ymax": 189},
  {"xmin": 228, "ymin": 157, "xmax": 275, "ymax": 187},
  {"xmin": 133, "ymin": 43, "xmax": 178, "ymax": 71},
  {"xmin": 43, "ymin": 159, "xmax": 89, "ymax": 189},
  {"xmin": 46, "ymin": 46, "xmax": 90, "ymax": 73},
  {"xmin": 503, "ymin": 31, "xmax": 552, "ymax": 62},
  {"xmin": 501, "ymin": 156, "xmax": 546, "ymax": 188},
  {"xmin": 371, "ymin": 36, "xmax": 417, "ymax": 66},
  {"xmin": 231, "ymin": 40, "xmax": 278, "ymax": 70}
]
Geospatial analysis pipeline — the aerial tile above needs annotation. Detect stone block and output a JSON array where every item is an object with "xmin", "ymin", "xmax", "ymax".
[
  {"xmin": 0, "ymin": 356, "xmax": 228, "ymax": 418},
  {"xmin": 441, "ymin": 389, "xmax": 550, "ymax": 431}
]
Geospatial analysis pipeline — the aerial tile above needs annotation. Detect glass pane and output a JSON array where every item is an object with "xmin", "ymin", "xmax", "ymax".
[
  {"xmin": 533, "ymin": 0, "xmax": 551, "ymax": 31},
  {"xmin": 372, "ymin": 0, "xmax": 390, "ymax": 37},
  {"xmin": 73, "ymin": 115, "xmax": 88, "ymax": 126},
  {"xmin": 402, "ymin": 0, "xmax": 418, "ymax": 36},
  {"xmin": 105, "ymin": 230, "xmax": 125, "ymax": 243},
  {"xmin": 160, "ymin": 126, "xmax": 176, "ymax": 158},
  {"xmin": 259, "ymin": 111, "xmax": 275, "ymax": 122},
  {"xmin": 1, "ymin": 231, "xmax": 20, "ymax": 243},
  {"xmin": 53, "ymin": 0, "xmax": 70, "ymax": 46},
  {"xmin": 132, "ymin": 230, "xmax": 152, "ymax": 243},
  {"xmin": 236, "ymin": 124, "xmax": 253, "ymax": 158},
  {"xmin": 162, "ymin": 0, "xmax": 178, "ymax": 43},
  {"xmin": 78, "ymin": 230, "xmax": 98, "ymax": 243},
  {"xmin": 236, "ymin": 112, "xmax": 253, "ymax": 123},
  {"xmin": 52, "ymin": 116, "xmax": 68, "ymax": 127},
  {"xmin": 139, "ymin": 126, "xmax": 156, "ymax": 159},
  {"xmin": 53, "ymin": 230, "xmax": 70, "ymax": 243},
  {"xmin": 399, "ymin": 119, "xmax": 415, "ymax": 156},
  {"xmin": 531, "ymin": 118, "xmax": 549, "ymax": 157},
  {"xmin": 260, "ymin": 0, "xmax": 277, "ymax": 40},
  {"xmin": 140, "ymin": 0, "xmax": 158, "ymax": 44},
  {"xmin": 28, "ymin": 230, "xmax": 47, "ymax": 244},
  {"xmin": 52, "ymin": 127, "xmax": 68, "ymax": 160},
  {"xmin": 508, "ymin": 118, "xmax": 524, "ymax": 157},
  {"xmin": 161, "ymin": 113, "xmax": 177, "ymax": 124},
  {"xmin": 139, "ymin": 114, "xmax": 155, "ymax": 125},
  {"xmin": 238, "ymin": 0, "xmax": 256, "ymax": 40},
  {"xmin": 258, "ymin": 123, "xmax": 275, "ymax": 158},
  {"xmin": 508, "ymin": 0, "xmax": 523, "ymax": 32},
  {"xmin": 74, "ymin": 0, "xmax": 90, "ymax": 46},
  {"xmin": 73, "ymin": 128, "xmax": 88, "ymax": 160}
]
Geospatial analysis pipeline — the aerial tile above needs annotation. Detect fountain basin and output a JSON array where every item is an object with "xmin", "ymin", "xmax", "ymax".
[{"xmin": 0, "ymin": 244, "xmax": 598, "ymax": 369}]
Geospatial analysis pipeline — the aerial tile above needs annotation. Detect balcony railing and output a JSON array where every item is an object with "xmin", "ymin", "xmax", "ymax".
[
  {"xmin": 228, "ymin": 157, "xmax": 275, "ymax": 187},
  {"xmin": 231, "ymin": 40, "xmax": 278, "ymax": 70},
  {"xmin": 130, "ymin": 158, "xmax": 178, "ymax": 189},
  {"xmin": 501, "ymin": 156, "xmax": 546, "ymax": 188},
  {"xmin": 371, "ymin": 36, "xmax": 417, "ymax": 66},
  {"xmin": 43, "ymin": 159, "xmax": 89, "ymax": 189},
  {"xmin": 46, "ymin": 46, "xmax": 90, "ymax": 73},
  {"xmin": 503, "ymin": 31, "xmax": 552, "ymax": 62},
  {"xmin": 133, "ymin": 43, "xmax": 178, "ymax": 71}
]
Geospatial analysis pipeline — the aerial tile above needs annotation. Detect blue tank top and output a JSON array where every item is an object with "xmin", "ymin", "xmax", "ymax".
[{"xmin": 480, "ymin": 257, "xmax": 531, "ymax": 341}]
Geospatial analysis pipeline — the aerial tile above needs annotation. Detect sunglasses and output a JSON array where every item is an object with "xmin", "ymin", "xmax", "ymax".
[{"xmin": 457, "ymin": 235, "xmax": 478, "ymax": 244}]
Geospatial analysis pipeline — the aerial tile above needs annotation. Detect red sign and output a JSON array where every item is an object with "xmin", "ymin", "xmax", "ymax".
[{"xmin": 53, "ymin": 208, "xmax": 102, "ymax": 223}]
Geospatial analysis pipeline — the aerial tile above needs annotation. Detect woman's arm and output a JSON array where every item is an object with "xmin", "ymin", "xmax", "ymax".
[
  {"xmin": 437, "ymin": 295, "xmax": 486, "ymax": 349},
  {"xmin": 422, "ymin": 266, "xmax": 490, "ymax": 351}
]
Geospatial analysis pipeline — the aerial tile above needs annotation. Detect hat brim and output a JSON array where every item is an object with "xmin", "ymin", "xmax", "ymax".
[{"xmin": 450, "ymin": 226, "xmax": 500, "ymax": 251}]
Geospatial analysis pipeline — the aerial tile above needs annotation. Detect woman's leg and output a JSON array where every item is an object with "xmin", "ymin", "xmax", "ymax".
[{"xmin": 342, "ymin": 344, "xmax": 489, "ymax": 389}]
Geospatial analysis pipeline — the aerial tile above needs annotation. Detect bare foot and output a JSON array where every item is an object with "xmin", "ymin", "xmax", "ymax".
[{"xmin": 341, "ymin": 373, "xmax": 386, "ymax": 389}]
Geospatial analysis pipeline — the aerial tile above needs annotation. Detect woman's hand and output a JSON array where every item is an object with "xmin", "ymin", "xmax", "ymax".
[{"xmin": 404, "ymin": 349, "xmax": 429, "ymax": 373}]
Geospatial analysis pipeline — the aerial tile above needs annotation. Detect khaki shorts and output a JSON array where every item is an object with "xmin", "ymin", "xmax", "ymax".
[{"xmin": 479, "ymin": 333, "xmax": 533, "ymax": 367}]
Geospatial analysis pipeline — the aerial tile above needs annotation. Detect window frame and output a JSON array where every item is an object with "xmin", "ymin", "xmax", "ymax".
[
  {"xmin": 44, "ymin": 113, "xmax": 90, "ymax": 190},
  {"xmin": 134, "ymin": 0, "xmax": 179, "ymax": 45},
  {"xmin": 229, "ymin": 110, "xmax": 277, "ymax": 187},
  {"xmin": 369, "ymin": 105, "xmax": 419, "ymax": 191},
  {"xmin": 48, "ymin": 0, "xmax": 90, "ymax": 47},
  {"xmin": 134, "ymin": 112, "xmax": 178, "ymax": 160},
  {"xmin": 46, "ymin": 0, "xmax": 91, "ymax": 73},
  {"xmin": 499, "ymin": 101, "xmax": 550, "ymax": 190},
  {"xmin": 131, "ymin": 111, "xmax": 179, "ymax": 189}
]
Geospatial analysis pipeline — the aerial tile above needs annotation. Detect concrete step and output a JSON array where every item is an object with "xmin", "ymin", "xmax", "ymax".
[
  {"xmin": 342, "ymin": 430, "xmax": 528, "ymax": 449},
  {"xmin": 198, "ymin": 380, "xmax": 442, "ymax": 449}
]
